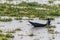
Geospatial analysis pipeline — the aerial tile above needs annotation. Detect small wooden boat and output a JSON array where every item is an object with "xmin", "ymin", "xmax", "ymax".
[{"xmin": 29, "ymin": 18, "xmax": 51, "ymax": 27}]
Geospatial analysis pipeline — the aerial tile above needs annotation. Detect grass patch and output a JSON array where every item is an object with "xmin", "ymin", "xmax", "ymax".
[
  {"xmin": 5, "ymin": 34, "xmax": 14, "ymax": 38},
  {"xmin": 14, "ymin": 17, "xmax": 22, "ymax": 20},
  {"xmin": 0, "ymin": 34, "xmax": 5, "ymax": 37},
  {"xmin": 0, "ymin": 3, "xmax": 59, "ymax": 20},
  {"xmin": 45, "ymin": 17, "xmax": 54, "ymax": 20},
  {"xmin": 39, "ymin": 16, "xmax": 54, "ymax": 20},
  {"xmin": 0, "ymin": 30, "xmax": 2, "ymax": 32},
  {"xmin": 45, "ymin": 25, "xmax": 56, "ymax": 28},
  {"xmin": 15, "ymin": 28, "xmax": 22, "ymax": 31},
  {"xmin": 2, "ymin": 37, "xmax": 8, "ymax": 40},
  {"xmin": 0, "ymin": 33, "xmax": 14, "ymax": 38},
  {"xmin": 0, "ymin": 18, "xmax": 12, "ymax": 22},
  {"xmin": 29, "ymin": 33, "xmax": 34, "ymax": 36}
]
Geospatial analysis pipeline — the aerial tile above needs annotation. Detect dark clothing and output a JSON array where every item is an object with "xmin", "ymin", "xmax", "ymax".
[{"xmin": 47, "ymin": 20, "xmax": 51, "ymax": 25}]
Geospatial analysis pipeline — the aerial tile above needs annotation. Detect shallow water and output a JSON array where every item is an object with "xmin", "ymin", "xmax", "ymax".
[{"xmin": 0, "ymin": 17, "xmax": 60, "ymax": 40}]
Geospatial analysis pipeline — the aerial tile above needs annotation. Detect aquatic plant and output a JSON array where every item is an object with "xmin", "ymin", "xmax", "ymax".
[
  {"xmin": 5, "ymin": 34, "xmax": 14, "ymax": 38},
  {"xmin": 0, "ymin": 30, "xmax": 2, "ymax": 32},
  {"xmin": 29, "ymin": 33, "xmax": 34, "ymax": 36},
  {"xmin": 2, "ymin": 37, "xmax": 8, "ymax": 40},
  {"xmin": 0, "ymin": 33, "xmax": 14, "ymax": 40},
  {"xmin": 14, "ymin": 17, "xmax": 22, "ymax": 20},
  {"xmin": 15, "ymin": 28, "xmax": 22, "ymax": 31},
  {"xmin": 0, "ymin": 34, "xmax": 5, "ymax": 37},
  {"xmin": 45, "ymin": 25, "xmax": 56, "ymax": 28},
  {"xmin": 0, "ymin": 18, "xmax": 12, "ymax": 22},
  {"xmin": 0, "ymin": 3, "xmax": 60, "ymax": 20}
]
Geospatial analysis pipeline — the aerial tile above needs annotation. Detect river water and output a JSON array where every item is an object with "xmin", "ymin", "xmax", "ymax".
[{"xmin": 0, "ymin": 17, "xmax": 60, "ymax": 40}]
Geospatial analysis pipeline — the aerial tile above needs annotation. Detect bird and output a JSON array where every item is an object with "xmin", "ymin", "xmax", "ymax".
[{"xmin": 28, "ymin": 18, "xmax": 51, "ymax": 27}]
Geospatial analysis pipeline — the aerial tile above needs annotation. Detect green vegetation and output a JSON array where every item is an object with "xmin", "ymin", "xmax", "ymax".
[
  {"xmin": 16, "ymin": 1, "xmax": 39, "ymax": 7},
  {"xmin": 0, "ymin": 33, "xmax": 14, "ymax": 38},
  {"xmin": 45, "ymin": 25, "xmax": 56, "ymax": 28},
  {"xmin": 29, "ymin": 33, "xmax": 34, "ymax": 36},
  {"xmin": 48, "ymin": 0, "xmax": 54, "ymax": 4},
  {"xmin": 2, "ymin": 37, "xmax": 8, "ymax": 40},
  {"xmin": 5, "ymin": 34, "xmax": 14, "ymax": 38},
  {"xmin": 15, "ymin": 28, "xmax": 21, "ymax": 31},
  {"xmin": 0, "ymin": 33, "xmax": 14, "ymax": 40},
  {"xmin": 39, "ymin": 17, "xmax": 54, "ymax": 20},
  {"xmin": 0, "ymin": 2, "xmax": 60, "ymax": 20},
  {"xmin": 14, "ymin": 17, "xmax": 22, "ymax": 20},
  {"xmin": 0, "ymin": 30, "xmax": 2, "ymax": 32},
  {"xmin": 0, "ymin": 18, "xmax": 12, "ymax": 22},
  {"xmin": 0, "ymin": 34, "xmax": 5, "ymax": 37}
]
